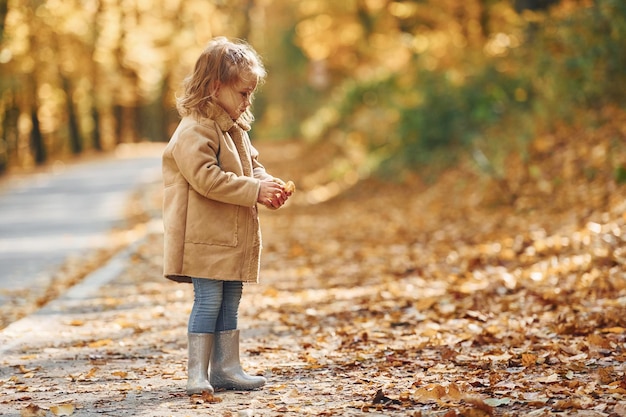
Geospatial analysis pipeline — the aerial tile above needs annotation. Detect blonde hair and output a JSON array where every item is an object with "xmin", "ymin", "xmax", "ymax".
[{"xmin": 176, "ymin": 37, "xmax": 266, "ymax": 122}]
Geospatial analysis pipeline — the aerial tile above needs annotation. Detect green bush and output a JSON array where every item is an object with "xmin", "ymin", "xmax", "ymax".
[
  {"xmin": 525, "ymin": 0, "xmax": 626, "ymax": 118},
  {"xmin": 392, "ymin": 65, "xmax": 531, "ymax": 169}
]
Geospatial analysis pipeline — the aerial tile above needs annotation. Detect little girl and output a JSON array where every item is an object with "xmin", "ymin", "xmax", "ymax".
[{"xmin": 162, "ymin": 37, "xmax": 291, "ymax": 395}]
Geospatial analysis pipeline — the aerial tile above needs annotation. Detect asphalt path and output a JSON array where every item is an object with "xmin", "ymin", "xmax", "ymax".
[{"xmin": 0, "ymin": 147, "xmax": 162, "ymax": 307}]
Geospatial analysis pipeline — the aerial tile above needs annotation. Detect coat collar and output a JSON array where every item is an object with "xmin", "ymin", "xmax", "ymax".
[{"xmin": 205, "ymin": 103, "xmax": 251, "ymax": 132}]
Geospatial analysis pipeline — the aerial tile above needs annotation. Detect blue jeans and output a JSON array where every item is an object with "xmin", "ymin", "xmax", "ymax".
[{"xmin": 188, "ymin": 279, "xmax": 243, "ymax": 334}]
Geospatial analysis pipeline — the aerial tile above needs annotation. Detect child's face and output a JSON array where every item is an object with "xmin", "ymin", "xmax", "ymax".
[{"xmin": 215, "ymin": 73, "xmax": 258, "ymax": 120}]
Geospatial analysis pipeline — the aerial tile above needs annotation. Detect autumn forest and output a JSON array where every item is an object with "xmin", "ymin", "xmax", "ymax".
[
  {"xmin": 2, "ymin": 0, "xmax": 626, "ymax": 416},
  {"xmin": 0, "ymin": 0, "xmax": 623, "ymax": 179}
]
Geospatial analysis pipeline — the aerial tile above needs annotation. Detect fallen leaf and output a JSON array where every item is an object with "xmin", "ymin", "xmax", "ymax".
[
  {"xmin": 601, "ymin": 327, "xmax": 625, "ymax": 334},
  {"xmin": 85, "ymin": 367, "xmax": 98, "ymax": 379},
  {"xmin": 587, "ymin": 333, "xmax": 610, "ymax": 348},
  {"xmin": 20, "ymin": 404, "xmax": 46, "ymax": 417},
  {"xmin": 447, "ymin": 383, "xmax": 463, "ymax": 400},
  {"xmin": 483, "ymin": 398, "xmax": 512, "ymax": 407},
  {"xmin": 521, "ymin": 353, "xmax": 537, "ymax": 367},
  {"xmin": 372, "ymin": 389, "xmax": 401, "ymax": 405},
  {"xmin": 88, "ymin": 339, "xmax": 113, "ymax": 348},
  {"xmin": 414, "ymin": 384, "xmax": 447, "ymax": 402},
  {"xmin": 614, "ymin": 402, "xmax": 626, "ymax": 417},
  {"xmin": 190, "ymin": 391, "xmax": 222, "ymax": 404},
  {"xmin": 553, "ymin": 399, "xmax": 582, "ymax": 410},
  {"xmin": 536, "ymin": 373, "xmax": 560, "ymax": 383},
  {"xmin": 50, "ymin": 403, "xmax": 75, "ymax": 416},
  {"xmin": 598, "ymin": 367, "xmax": 615, "ymax": 384}
]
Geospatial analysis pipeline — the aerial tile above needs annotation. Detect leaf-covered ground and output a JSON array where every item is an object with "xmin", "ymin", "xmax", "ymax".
[{"xmin": 1, "ymin": 108, "xmax": 626, "ymax": 416}]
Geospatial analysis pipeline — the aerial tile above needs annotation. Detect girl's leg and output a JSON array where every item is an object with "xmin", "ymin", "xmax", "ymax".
[
  {"xmin": 189, "ymin": 279, "xmax": 223, "ymax": 334},
  {"xmin": 186, "ymin": 279, "xmax": 223, "ymax": 395},
  {"xmin": 210, "ymin": 281, "xmax": 266, "ymax": 390},
  {"xmin": 215, "ymin": 281, "xmax": 243, "ymax": 332}
]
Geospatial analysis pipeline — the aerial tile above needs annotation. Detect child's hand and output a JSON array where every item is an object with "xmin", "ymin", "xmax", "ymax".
[{"xmin": 258, "ymin": 180, "xmax": 287, "ymax": 209}]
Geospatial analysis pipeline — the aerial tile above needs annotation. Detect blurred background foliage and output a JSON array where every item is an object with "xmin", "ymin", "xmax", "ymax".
[{"xmin": 0, "ymin": 0, "xmax": 624, "ymax": 185}]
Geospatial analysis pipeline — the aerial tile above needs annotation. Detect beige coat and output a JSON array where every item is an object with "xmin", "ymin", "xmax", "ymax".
[{"xmin": 162, "ymin": 104, "xmax": 273, "ymax": 283}]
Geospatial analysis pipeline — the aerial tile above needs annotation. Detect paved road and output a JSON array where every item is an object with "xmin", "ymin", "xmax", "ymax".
[{"xmin": 0, "ymin": 148, "xmax": 162, "ymax": 306}]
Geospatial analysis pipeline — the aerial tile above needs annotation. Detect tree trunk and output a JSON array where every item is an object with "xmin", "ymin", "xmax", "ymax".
[
  {"xmin": 62, "ymin": 76, "xmax": 82, "ymax": 155},
  {"xmin": 30, "ymin": 108, "xmax": 45, "ymax": 165},
  {"xmin": 0, "ymin": 0, "xmax": 8, "ymax": 40},
  {"xmin": 0, "ymin": 90, "xmax": 19, "ymax": 173},
  {"xmin": 91, "ymin": 107, "xmax": 102, "ymax": 150}
]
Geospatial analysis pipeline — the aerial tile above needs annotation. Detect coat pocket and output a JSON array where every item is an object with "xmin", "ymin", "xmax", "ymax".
[{"xmin": 185, "ymin": 190, "xmax": 238, "ymax": 247}]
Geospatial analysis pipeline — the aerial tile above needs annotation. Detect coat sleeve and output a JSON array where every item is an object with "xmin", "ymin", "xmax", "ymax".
[
  {"xmin": 250, "ymin": 142, "xmax": 274, "ymax": 181},
  {"xmin": 171, "ymin": 122, "xmax": 260, "ymax": 207}
]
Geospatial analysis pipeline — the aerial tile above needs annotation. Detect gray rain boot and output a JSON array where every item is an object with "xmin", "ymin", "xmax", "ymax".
[
  {"xmin": 186, "ymin": 333, "xmax": 214, "ymax": 395},
  {"xmin": 210, "ymin": 329, "xmax": 266, "ymax": 391}
]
